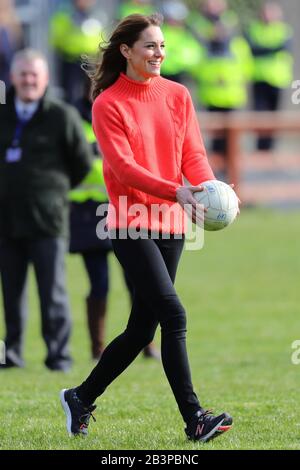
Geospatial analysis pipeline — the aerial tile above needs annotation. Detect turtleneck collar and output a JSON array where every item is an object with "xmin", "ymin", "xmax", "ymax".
[{"xmin": 109, "ymin": 72, "xmax": 167, "ymax": 102}]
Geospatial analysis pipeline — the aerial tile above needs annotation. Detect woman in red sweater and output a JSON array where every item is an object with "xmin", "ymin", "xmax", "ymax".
[{"xmin": 60, "ymin": 13, "xmax": 232, "ymax": 442}]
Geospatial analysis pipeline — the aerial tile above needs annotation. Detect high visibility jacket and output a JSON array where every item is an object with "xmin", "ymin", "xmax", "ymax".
[
  {"xmin": 50, "ymin": 10, "xmax": 102, "ymax": 60},
  {"xmin": 118, "ymin": 1, "xmax": 155, "ymax": 19},
  {"xmin": 186, "ymin": 10, "xmax": 238, "ymax": 41},
  {"xmin": 247, "ymin": 21, "xmax": 293, "ymax": 88},
  {"xmin": 69, "ymin": 120, "xmax": 107, "ymax": 203},
  {"xmin": 193, "ymin": 37, "xmax": 252, "ymax": 109},
  {"xmin": 161, "ymin": 23, "xmax": 204, "ymax": 76}
]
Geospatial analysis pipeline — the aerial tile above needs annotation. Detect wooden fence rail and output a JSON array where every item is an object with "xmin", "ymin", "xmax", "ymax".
[{"xmin": 197, "ymin": 111, "xmax": 300, "ymax": 193}]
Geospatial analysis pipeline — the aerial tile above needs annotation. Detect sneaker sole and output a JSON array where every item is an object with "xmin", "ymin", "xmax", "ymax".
[
  {"xmin": 60, "ymin": 389, "xmax": 73, "ymax": 437},
  {"xmin": 208, "ymin": 424, "xmax": 232, "ymax": 442},
  {"xmin": 218, "ymin": 425, "xmax": 232, "ymax": 432}
]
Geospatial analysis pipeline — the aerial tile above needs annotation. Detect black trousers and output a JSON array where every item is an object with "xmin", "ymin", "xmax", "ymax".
[
  {"xmin": 82, "ymin": 250, "xmax": 109, "ymax": 300},
  {"xmin": 77, "ymin": 235, "xmax": 201, "ymax": 423},
  {"xmin": 253, "ymin": 82, "xmax": 281, "ymax": 151},
  {"xmin": 207, "ymin": 106, "xmax": 234, "ymax": 156},
  {"xmin": 0, "ymin": 238, "xmax": 72, "ymax": 370}
]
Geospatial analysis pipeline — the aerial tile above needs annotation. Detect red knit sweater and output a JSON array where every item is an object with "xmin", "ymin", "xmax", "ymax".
[{"xmin": 92, "ymin": 72, "xmax": 215, "ymax": 233}]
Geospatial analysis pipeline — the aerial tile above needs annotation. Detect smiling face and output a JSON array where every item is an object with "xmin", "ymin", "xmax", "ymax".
[
  {"xmin": 120, "ymin": 25, "xmax": 165, "ymax": 82},
  {"xmin": 11, "ymin": 57, "xmax": 49, "ymax": 103}
]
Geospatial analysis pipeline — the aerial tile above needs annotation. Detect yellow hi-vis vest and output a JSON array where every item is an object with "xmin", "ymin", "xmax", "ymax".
[
  {"xmin": 69, "ymin": 121, "xmax": 107, "ymax": 203},
  {"xmin": 118, "ymin": 1, "xmax": 155, "ymax": 19},
  {"xmin": 161, "ymin": 24, "xmax": 204, "ymax": 76},
  {"xmin": 248, "ymin": 21, "xmax": 293, "ymax": 88},
  {"xmin": 193, "ymin": 37, "xmax": 252, "ymax": 109},
  {"xmin": 50, "ymin": 11, "xmax": 101, "ymax": 60},
  {"xmin": 186, "ymin": 10, "xmax": 238, "ymax": 41}
]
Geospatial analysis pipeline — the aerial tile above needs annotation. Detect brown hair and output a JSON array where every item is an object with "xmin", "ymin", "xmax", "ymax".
[{"xmin": 85, "ymin": 13, "xmax": 163, "ymax": 101}]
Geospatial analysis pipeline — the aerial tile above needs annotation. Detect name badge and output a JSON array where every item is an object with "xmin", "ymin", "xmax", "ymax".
[{"xmin": 5, "ymin": 147, "xmax": 22, "ymax": 163}]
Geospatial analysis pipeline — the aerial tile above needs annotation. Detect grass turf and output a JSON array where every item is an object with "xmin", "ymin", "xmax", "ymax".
[{"xmin": 0, "ymin": 208, "xmax": 300, "ymax": 450}]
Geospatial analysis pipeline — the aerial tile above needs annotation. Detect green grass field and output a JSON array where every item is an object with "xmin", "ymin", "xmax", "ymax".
[{"xmin": 0, "ymin": 209, "xmax": 300, "ymax": 450}]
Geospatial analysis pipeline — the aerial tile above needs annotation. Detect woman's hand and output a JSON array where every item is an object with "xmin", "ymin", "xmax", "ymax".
[
  {"xmin": 176, "ymin": 186, "xmax": 206, "ymax": 225},
  {"xmin": 229, "ymin": 184, "xmax": 241, "ymax": 215}
]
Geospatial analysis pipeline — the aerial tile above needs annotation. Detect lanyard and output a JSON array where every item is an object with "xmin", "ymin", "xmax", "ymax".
[{"xmin": 11, "ymin": 118, "xmax": 28, "ymax": 148}]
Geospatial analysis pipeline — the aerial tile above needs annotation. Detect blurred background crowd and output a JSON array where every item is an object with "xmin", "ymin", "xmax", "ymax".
[{"xmin": 0, "ymin": 0, "xmax": 298, "ymax": 111}]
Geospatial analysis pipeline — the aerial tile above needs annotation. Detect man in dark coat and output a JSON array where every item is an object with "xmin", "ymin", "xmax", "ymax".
[{"xmin": 0, "ymin": 49, "xmax": 91, "ymax": 370}]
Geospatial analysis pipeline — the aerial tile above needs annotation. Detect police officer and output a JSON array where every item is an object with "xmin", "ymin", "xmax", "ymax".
[
  {"xmin": 190, "ymin": 18, "xmax": 252, "ymax": 166},
  {"xmin": 186, "ymin": 0, "xmax": 238, "ymax": 42},
  {"xmin": 245, "ymin": 2, "xmax": 293, "ymax": 150},
  {"xmin": 161, "ymin": 1, "xmax": 204, "ymax": 84},
  {"xmin": 69, "ymin": 90, "xmax": 111, "ymax": 360},
  {"xmin": 50, "ymin": 0, "xmax": 105, "ymax": 104}
]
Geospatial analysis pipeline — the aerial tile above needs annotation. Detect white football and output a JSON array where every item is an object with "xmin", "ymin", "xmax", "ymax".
[{"xmin": 193, "ymin": 180, "xmax": 239, "ymax": 231}]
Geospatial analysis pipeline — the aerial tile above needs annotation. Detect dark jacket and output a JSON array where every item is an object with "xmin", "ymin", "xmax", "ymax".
[
  {"xmin": 0, "ymin": 89, "xmax": 91, "ymax": 239},
  {"xmin": 69, "ymin": 96, "xmax": 111, "ymax": 254}
]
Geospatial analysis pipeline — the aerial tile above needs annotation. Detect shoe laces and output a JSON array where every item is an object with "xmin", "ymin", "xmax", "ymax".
[
  {"xmin": 197, "ymin": 408, "xmax": 214, "ymax": 422},
  {"xmin": 72, "ymin": 391, "xmax": 97, "ymax": 430},
  {"xmin": 79, "ymin": 404, "xmax": 97, "ymax": 430}
]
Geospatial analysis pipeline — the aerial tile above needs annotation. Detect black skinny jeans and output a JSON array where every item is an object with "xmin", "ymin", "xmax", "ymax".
[{"xmin": 77, "ymin": 235, "xmax": 201, "ymax": 423}]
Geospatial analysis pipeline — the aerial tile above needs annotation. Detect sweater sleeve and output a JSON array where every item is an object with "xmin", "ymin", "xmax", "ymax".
[
  {"xmin": 92, "ymin": 98, "xmax": 180, "ymax": 202},
  {"xmin": 181, "ymin": 90, "xmax": 215, "ymax": 185}
]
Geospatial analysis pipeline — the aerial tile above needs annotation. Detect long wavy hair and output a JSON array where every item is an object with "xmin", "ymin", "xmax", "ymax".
[{"xmin": 85, "ymin": 13, "xmax": 163, "ymax": 101}]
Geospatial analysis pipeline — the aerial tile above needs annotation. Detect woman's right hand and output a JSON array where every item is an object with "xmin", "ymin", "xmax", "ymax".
[{"xmin": 176, "ymin": 186, "xmax": 206, "ymax": 225}]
